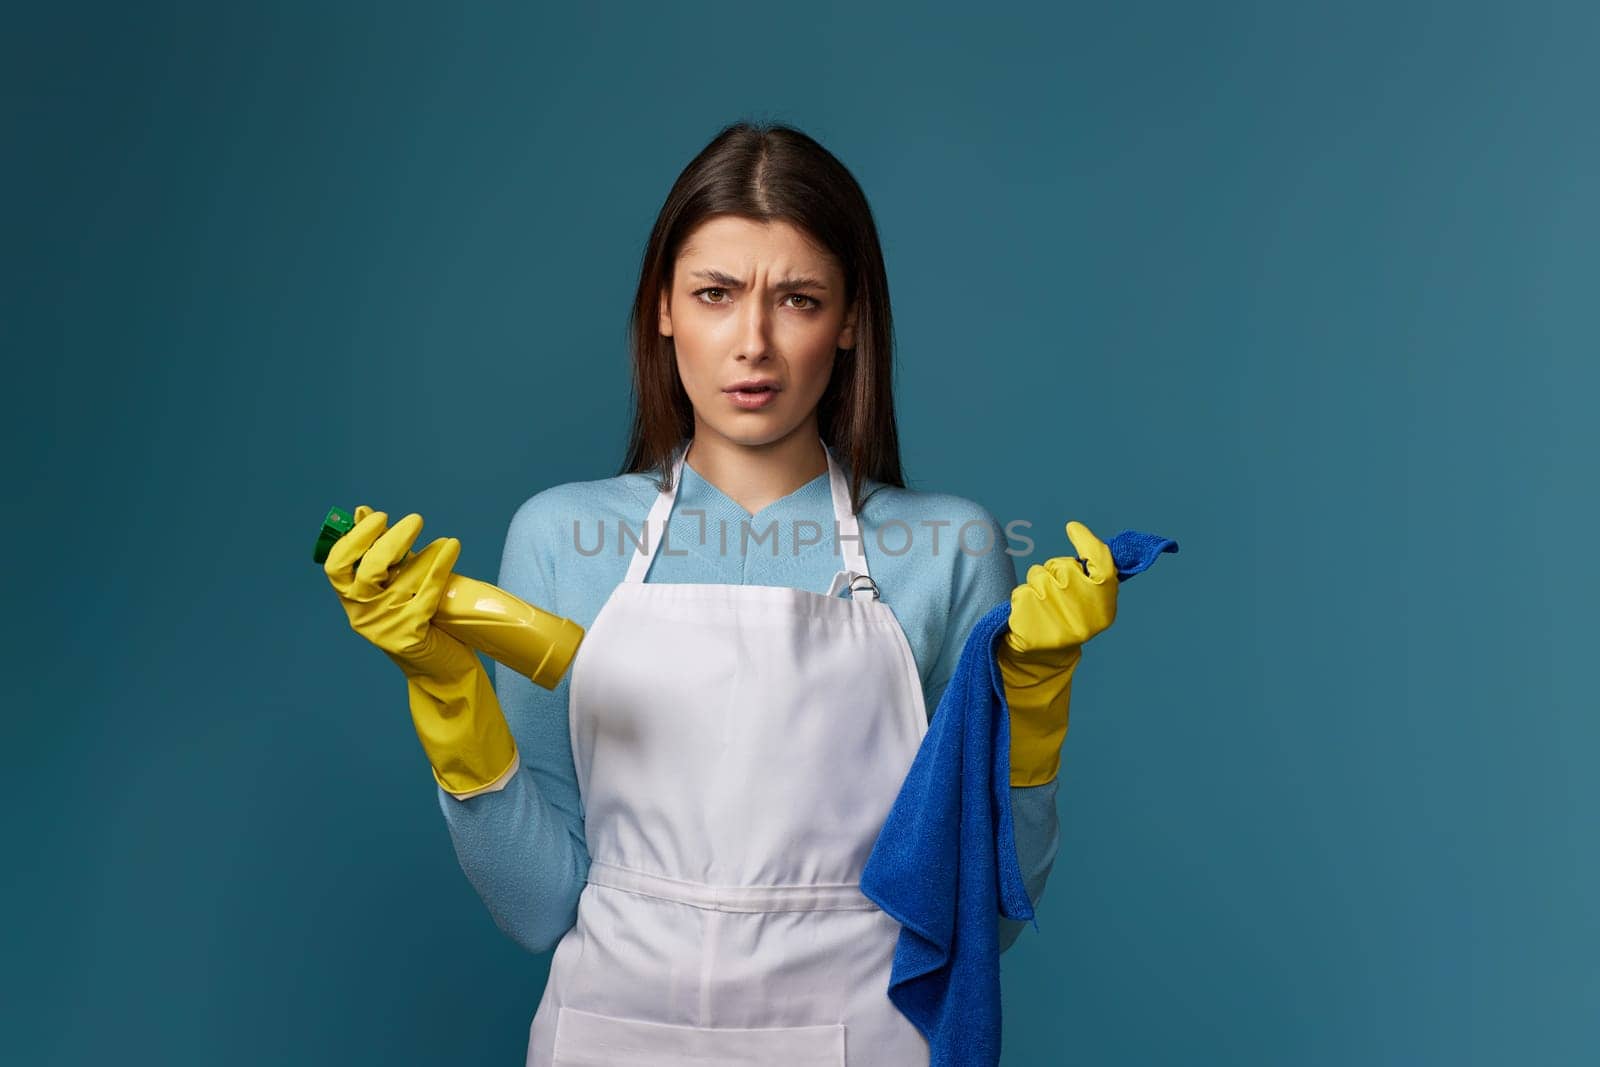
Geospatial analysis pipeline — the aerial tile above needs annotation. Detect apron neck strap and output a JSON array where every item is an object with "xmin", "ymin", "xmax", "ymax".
[{"xmin": 623, "ymin": 435, "xmax": 874, "ymax": 598}]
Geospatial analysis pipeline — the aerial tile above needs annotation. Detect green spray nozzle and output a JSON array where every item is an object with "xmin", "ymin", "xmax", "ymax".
[{"xmin": 313, "ymin": 505, "xmax": 356, "ymax": 564}]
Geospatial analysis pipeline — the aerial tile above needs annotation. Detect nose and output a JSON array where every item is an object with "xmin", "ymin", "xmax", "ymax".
[{"xmin": 734, "ymin": 293, "xmax": 774, "ymax": 363}]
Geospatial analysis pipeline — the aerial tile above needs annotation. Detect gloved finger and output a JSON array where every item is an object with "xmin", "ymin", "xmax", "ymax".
[
  {"xmin": 353, "ymin": 505, "xmax": 424, "ymax": 572},
  {"xmin": 1042, "ymin": 555, "xmax": 1085, "ymax": 587},
  {"xmin": 1010, "ymin": 561, "xmax": 1084, "ymax": 653},
  {"xmin": 385, "ymin": 535, "xmax": 457, "ymax": 599},
  {"xmin": 368, "ymin": 531, "xmax": 428, "ymax": 598},
  {"xmin": 1019, "ymin": 561, "xmax": 1059, "ymax": 602},
  {"xmin": 323, "ymin": 508, "xmax": 389, "ymax": 584},
  {"xmin": 410, "ymin": 536, "xmax": 461, "ymax": 618},
  {"xmin": 1006, "ymin": 567, "xmax": 1046, "ymax": 652},
  {"xmin": 1064, "ymin": 521, "xmax": 1116, "ymax": 585},
  {"xmin": 353, "ymin": 513, "xmax": 425, "ymax": 597},
  {"xmin": 1025, "ymin": 550, "xmax": 1092, "ymax": 597}
]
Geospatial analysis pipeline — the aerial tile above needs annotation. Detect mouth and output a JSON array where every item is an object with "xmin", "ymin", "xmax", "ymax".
[{"xmin": 723, "ymin": 381, "xmax": 781, "ymax": 409}]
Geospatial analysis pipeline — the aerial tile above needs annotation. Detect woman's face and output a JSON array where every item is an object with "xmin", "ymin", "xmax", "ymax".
[{"xmin": 659, "ymin": 215, "xmax": 855, "ymax": 451}]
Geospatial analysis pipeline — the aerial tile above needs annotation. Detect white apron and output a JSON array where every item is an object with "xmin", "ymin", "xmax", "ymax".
[{"xmin": 524, "ymin": 436, "xmax": 932, "ymax": 1066}]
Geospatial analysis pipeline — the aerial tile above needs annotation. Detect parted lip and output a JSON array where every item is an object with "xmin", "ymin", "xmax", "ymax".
[{"xmin": 724, "ymin": 378, "xmax": 781, "ymax": 392}]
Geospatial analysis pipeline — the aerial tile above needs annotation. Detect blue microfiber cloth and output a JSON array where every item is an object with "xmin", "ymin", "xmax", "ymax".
[{"xmin": 861, "ymin": 528, "xmax": 1178, "ymax": 1066}]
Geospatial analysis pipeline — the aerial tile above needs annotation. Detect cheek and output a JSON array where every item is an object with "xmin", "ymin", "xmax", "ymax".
[
  {"xmin": 671, "ymin": 326, "xmax": 716, "ymax": 384},
  {"xmin": 783, "ymin": 316, "xmax": 842, "ymax": 361},
  {"xmin": 792, "ymin": 347, "xmax": 838, "ymax": 393}
]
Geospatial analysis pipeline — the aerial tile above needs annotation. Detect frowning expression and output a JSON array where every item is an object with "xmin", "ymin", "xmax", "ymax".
[{"xmin": 659, "ymin": 214, "xmax": 856, "ymax": 449}]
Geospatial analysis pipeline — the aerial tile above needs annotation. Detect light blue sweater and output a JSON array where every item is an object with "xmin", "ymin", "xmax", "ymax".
[{"xmin": 435, "ymin": 458, "xmax": 1062, "ymax": 956}]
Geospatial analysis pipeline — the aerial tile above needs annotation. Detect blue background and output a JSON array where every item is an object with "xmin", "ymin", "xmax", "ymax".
[{"xmin": 7, "ymin": 2, "xmax": 1596, "ymax": 1063}]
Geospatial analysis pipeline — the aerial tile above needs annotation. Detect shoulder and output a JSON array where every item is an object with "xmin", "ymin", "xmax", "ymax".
[
  {"xmin": 496, "ymin": 472, "xmax": 659, "ymax": 606},
  {"xmin": 506, "ymin": 472, "xmax": 657, "ymax": 537},
  {"xmin": 858, "ymin": 480, "xmax": 1017, "ymax": 597},
  {"xmin": 505, "ymin": 476, "xmax": 656, "ymax": 531},
  {"xmin": 859, "ymin": 481, "xmax": 1008, "ymax": 553}
]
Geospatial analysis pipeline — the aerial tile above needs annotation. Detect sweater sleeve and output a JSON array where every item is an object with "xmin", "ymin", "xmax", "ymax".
[
  {"xmin": 924, "ymin": 504, "xmax": 1062, "ymax": 956},
  {"xmin": 432, "ymin": 491, "xmax": 590, "ymax": 955}
]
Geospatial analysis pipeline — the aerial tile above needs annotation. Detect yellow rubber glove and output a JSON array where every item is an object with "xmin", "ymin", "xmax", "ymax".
[
  {"xmin": 999, "ymin": 521, "xmax": 1119, "ymax": 786},
  {"xmin": 323, "ymin": 504, "xmax": 519, "ymax": 798}
]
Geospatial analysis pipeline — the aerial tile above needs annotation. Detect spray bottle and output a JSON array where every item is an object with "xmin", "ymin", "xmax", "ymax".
[{"xmin": 312, "ymin": 505, "xmax": 583, "ymax": 689}]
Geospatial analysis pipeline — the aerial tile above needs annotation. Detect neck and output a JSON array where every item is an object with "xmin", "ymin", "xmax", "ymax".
[{"xmin": 684, "ymin": 421, "xmax": 828, "ymax": 517}]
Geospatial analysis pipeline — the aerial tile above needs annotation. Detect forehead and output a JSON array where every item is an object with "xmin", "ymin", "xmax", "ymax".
[{"xmin": 676, "ymin": 215, "xmax": 838, "ymax": 277}]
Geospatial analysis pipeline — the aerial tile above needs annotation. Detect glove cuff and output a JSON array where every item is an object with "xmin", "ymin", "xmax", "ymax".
[
  {"xmin": 998, "ymin": 641, "xmax": 1081, "ymax": 787},
  {"xmin": 403, "ymin": 661, "xmax": 520, "ymax": 797}
]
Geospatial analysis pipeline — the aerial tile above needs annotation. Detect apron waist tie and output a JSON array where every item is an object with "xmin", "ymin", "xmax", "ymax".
[{"xmin": 586, "ymin": 859, "xmax": 880, "ymax": 913}]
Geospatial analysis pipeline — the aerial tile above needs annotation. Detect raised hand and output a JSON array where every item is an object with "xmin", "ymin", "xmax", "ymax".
[
  {"xmin": 323, "ymin": 504, "xmax": 473, "ymax": 679},
  {"xmin": 1004, "ymin": 520, "xmax": 1119, "ymax": 659}
]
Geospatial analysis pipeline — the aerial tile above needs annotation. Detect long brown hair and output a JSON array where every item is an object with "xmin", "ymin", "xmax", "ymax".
[{"xmin": 616, "ymin": 120, "xmax": 905, "ymax": 513}]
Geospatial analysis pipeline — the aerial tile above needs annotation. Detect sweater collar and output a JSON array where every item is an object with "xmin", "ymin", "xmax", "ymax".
[{"xmin": 676, "ymin": 456, "xmax": 835, "ymax": 528}]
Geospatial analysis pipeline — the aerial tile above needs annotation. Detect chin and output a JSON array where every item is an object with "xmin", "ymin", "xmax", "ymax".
[{"xmin": 701, "ymin": 414, "xmax": 809, "ymax": 450}]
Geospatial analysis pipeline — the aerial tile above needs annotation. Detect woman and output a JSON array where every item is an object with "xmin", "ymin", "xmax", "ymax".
[{"xmin": 326, "ymin": 121, "xmax": 1116, "ymax": 1065}]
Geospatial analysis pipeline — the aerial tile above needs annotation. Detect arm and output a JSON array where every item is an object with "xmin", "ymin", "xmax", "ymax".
[
  {"xmin": 924, "ymin": 505, "xmax": 1062, "ymax": 956},
  {"xmin": 1001, "ymin": 780, "xmax": 1061, "ymax": 953},
  {"xmin": 995, "ymin": 520, "xmax": 1120, "ymax": 948},
  {"xmin": 433, "ymin": 492, "xmax": 591, "ymax": 955}
]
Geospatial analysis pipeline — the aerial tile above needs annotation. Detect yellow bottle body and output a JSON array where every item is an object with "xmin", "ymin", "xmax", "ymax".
[{"xmin": 433, "ymin": 574, "xmax": 584, "ymax": 690}]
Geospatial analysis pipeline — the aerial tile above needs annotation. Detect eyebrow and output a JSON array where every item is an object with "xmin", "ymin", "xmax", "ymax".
[{"xmin": 688, "ymin": 268, "xmax": 829, "ymax": 292}]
